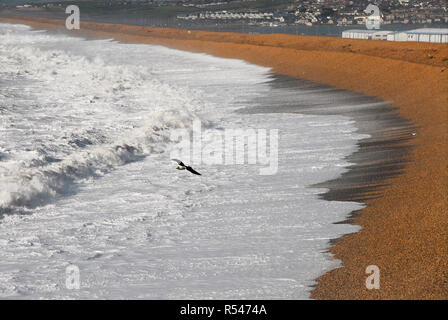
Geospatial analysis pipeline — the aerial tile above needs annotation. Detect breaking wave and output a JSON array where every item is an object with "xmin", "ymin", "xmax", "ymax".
[
  {"xmin": 0, "ymin": 109, "xmax": 201, "ymax": 211},
  {"xmin": 0, "ymin": 23, "xmax": 207, "ymax": 212}
]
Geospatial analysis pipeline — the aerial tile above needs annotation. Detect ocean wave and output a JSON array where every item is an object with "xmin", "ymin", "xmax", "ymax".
[
  {"xmin": 0, "ymin": 108, "xmax": 200, "ymax": 212},
  {"xmin": 0, "ymin": 24, "xmax": 206, "ymax": 212}
]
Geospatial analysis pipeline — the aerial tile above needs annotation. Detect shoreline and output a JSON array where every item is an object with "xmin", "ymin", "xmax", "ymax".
[
  {"xmin": 2, "ymin": 10, "xmax": 447, "ymax": 37},
  {"xmin": 243, "ymin": 74, "xmax": 415, "ymax": 204},
  {"xmin": 1, "ymin": 16, "xmax": 447, "ymax": 299}
]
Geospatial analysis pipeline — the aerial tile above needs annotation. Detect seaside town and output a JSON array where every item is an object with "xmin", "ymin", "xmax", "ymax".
[
  {"xmin": 176, "ymin": 0, "xmax": 448, "ymax": 27},
  {"xmin": 5, "ymin": 0, "xmax": 448, "ymax": 27}
]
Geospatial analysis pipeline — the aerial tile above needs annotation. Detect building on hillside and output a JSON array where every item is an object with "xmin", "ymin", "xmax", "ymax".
[
  {"xmin": 386, "ymin": 28, "xmax": 448, "ymax": 43},
  {"xmin": 342, "ymin": 29, "xmax": 393, "ymax": 40}
]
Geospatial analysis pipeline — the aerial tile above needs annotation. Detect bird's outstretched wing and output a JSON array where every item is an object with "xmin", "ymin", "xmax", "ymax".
[
  {"xmin": 186, "ymin": 166, "xmax": 201, "ymax": 176},
  {"xmin": 171, "ymin": 159, "xmax": 185, "ymax": 166}
]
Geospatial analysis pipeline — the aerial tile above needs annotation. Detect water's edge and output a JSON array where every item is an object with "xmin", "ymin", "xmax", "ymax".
[{"xmin": 238, "ymin": 73, "xmax": 415, "ymax": 258}]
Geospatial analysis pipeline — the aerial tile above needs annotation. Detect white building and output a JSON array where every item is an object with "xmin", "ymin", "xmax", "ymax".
[
  {"xmin": 386, "ymin": 28, "xmax": 448, "ymax": 43},
  {"xmin": 342, "ymin": 29, "xmax": 393, "ymax": 40}
]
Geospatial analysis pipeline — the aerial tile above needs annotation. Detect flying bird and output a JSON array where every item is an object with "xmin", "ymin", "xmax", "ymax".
[{"xmin": 171, "ymin": 159, "xmax": 201, "ymax": 176}]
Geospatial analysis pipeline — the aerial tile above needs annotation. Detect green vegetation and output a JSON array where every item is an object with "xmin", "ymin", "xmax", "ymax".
[{"xmin": 9, "ymin": 0, "xmax": 296, "ymax": 19}]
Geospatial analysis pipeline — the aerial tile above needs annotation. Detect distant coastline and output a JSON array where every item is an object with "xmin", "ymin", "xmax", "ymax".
[{"xmin": 1, "ymin": 8, "xmax": 447, "ymax": 37}]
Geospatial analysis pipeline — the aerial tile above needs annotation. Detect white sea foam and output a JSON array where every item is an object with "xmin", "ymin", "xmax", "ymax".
[
  {"xmin": 0, "ymin": 23, "xmax": 365, "ymax": 299},
  {"xmin": 0, "ymin": 23, "xmax": 207, "ymax": 211}
]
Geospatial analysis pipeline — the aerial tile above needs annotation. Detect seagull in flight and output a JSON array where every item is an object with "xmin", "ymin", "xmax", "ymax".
[{"xmin": 172, "ymin": 159, "xmax": 201, "ymax": 176}]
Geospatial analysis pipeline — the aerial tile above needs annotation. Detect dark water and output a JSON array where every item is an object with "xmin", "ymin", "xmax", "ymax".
[{"xmin": 178, "ymin": 23, "xmax": 448, "ymax": 37}]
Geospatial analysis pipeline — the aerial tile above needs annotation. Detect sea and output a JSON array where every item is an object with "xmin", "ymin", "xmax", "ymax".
[{"xmin": 0, "ymin": 22, "xmax": 369, "ymax": 299}]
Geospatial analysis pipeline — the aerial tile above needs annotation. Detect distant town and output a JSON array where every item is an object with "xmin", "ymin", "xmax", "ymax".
[
  {"xmin": 176, "ymin": 0, "xmax": 448, "ymax": 27},
  {"xmin": 4, "ymin": 0, "xmax": 447, "ymax": 28}
]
